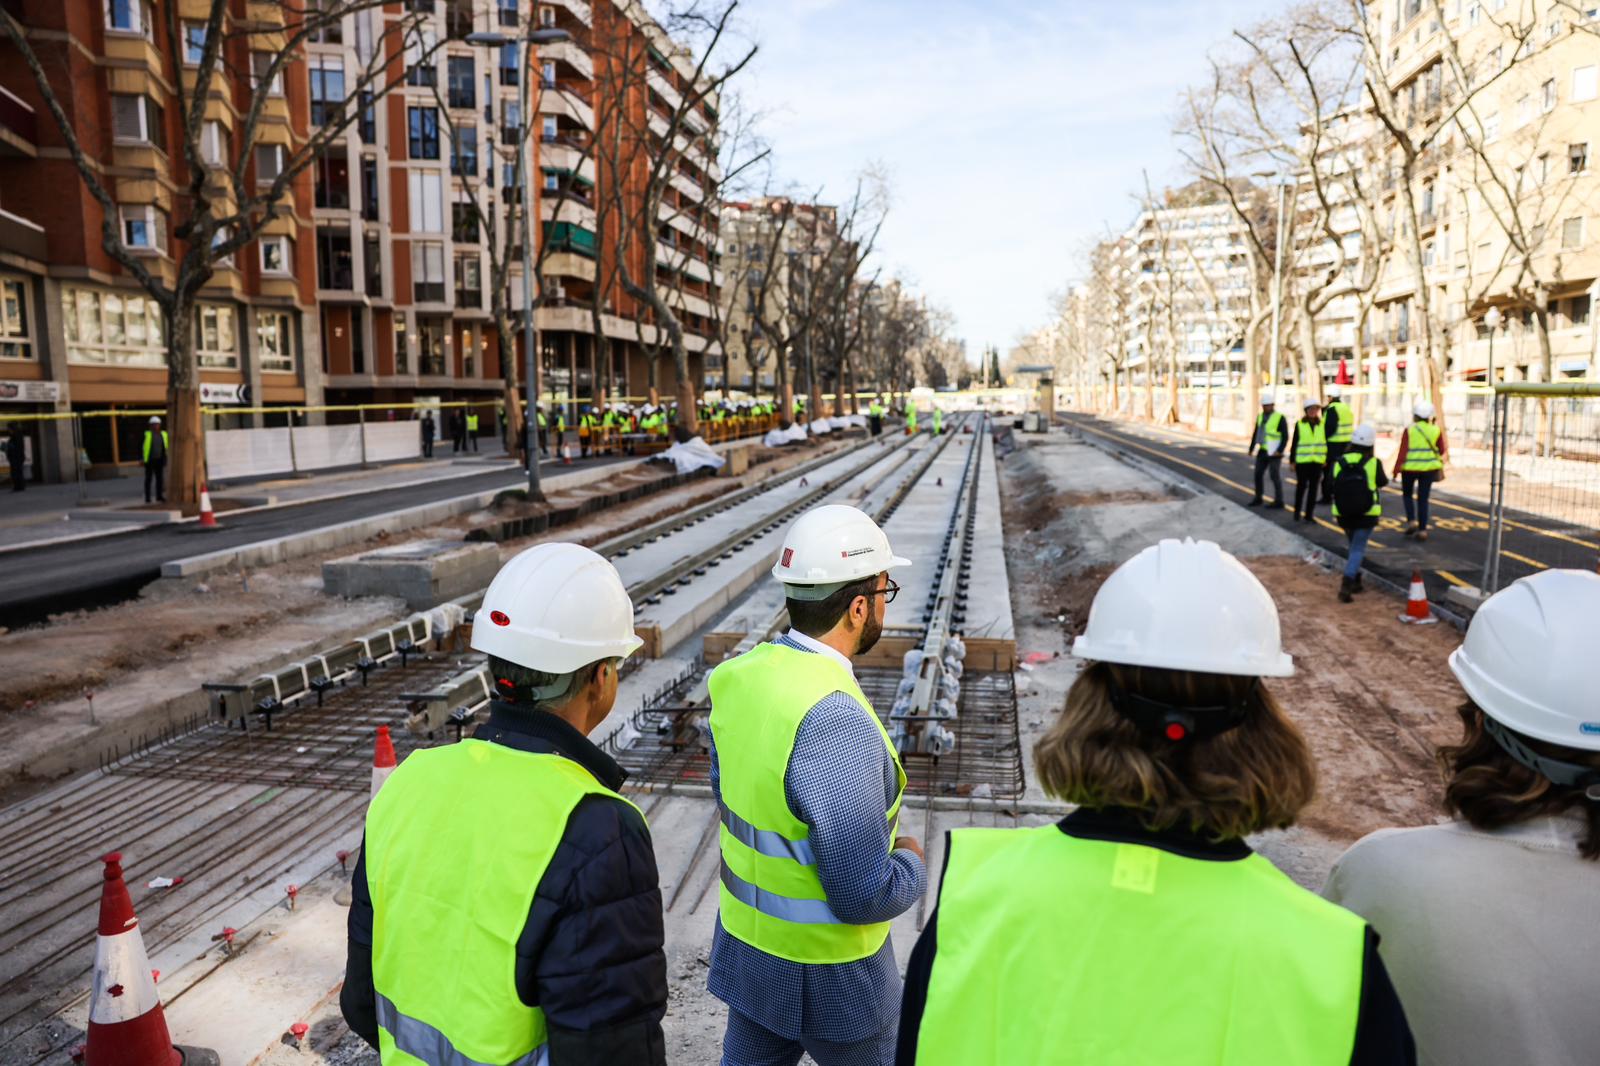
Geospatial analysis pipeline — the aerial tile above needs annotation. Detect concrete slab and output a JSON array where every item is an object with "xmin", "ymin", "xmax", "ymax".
[{"xmin": 323, "ymin": 539, "xmax": 500, "ymax": 610}]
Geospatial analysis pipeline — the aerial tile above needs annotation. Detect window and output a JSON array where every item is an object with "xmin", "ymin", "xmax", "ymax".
[
  {"xmin": 451, "ymin": 125, "xmax": 478, "ymax": 177},
  {"xmin": 358, "ymin": 91, "xmax": 376, "ymax": 144},
  {"xmin": 1483, "ymin": 112, "xmax": 1499, "ymax": 142},
  {"xmin": 1562, "ymin": 216, "xmax": 1585, "ymax": 249},
  {"xmin": 405, "ymin": 0, "xmax": 434, "ymax": 10},
  {"xmin": 119, "ymin": 205, "xmax": 167, "ymax": 253},
  {"xmin": 255, "ymin": 143, "xmax": 284, "ymax": 185},
  {"xmin": 413, "ymin": 242, "xmax": 446, "ymax": 302},
  {"xmin": 211, "ymin": 226, "xmax": 232, "ymax": 266},
  {"xmin": 500, "ymin": 43, "xmax": 518, "ymax": 86},
  {"xmin": 1516, "ymin": 94, "xmax": 1532, "ymax": 127},
  {"xmin": 201, "ymin": 120, "xmax": 225, "ymax": 165},
  {"xmin": 417, "ymin": 315, "xmax": 447, "ymax": 374},
  {"xmin": 257, "ymin": 311, "xmax": 295, "ymax": 373},
  {"xmin": 62, "ymin": 287, "xmax": 165, "ymax": 366},
  {"xmin": 539, "ymin": 5, "xmax": 555, "ymax": 27},
  {"xmin": 361, "ymin": 157, "xmax": 379, "ymax": 221},
  {"xmin": 106, "ymin": 0, "xmax": 154, "ymax": 37},
  {"xmin": 1423, "ymin": 241, "xmax": 1436, "ymax": 267},
  {"xmin": 310, "ymin": 59, "xmax": 345, "ymax": 126},
  {"xmin": 448, "ymin": 56, "xmax": 476, "ymax": 109},
  {"xmin": 544, "ymin": 171, "xmax": 559, "ymax": 192},
  {"xmin": 408, "ymin": 107, "xmax": 439, "ymax": 159},
  {"xmin": 1576, "ymin": 66, "xmax": 1600, "ymax": 103},
  {"xmin": 408, "ymin": 170, "xmax": 444, "ymax": 232},
  {"xmin": 541, "ymin": 60, "xmax": 556, "ymax": 88},
  {"xmin": 194, "ymin": 305, "xmax": 238, "ymax": 369},
  {"xmin": 500, "ymin": 0, "xmax": 519, "ymax": 25},
  {"xmin": 260, "ymin": 235, "xmax": 292, "ymax": 274},
  {"xmin": 502, "ymin": 100, "xmax": 521, "ymax": 142},
  {"xmin": 111, "ymin": 94, "xmax": 165, "ymax": 150},
  {"xmin": 0, "ymin": 277, "xmax": 32, "ymax": 360},
  {"xmin": 1569, "ymin": 294, "xmax": 1592, "ymax": 328},
  {"xmin": 454, "ymin": 254, "xmax": 481, "ymax": 306},
  {"xmin": 1572, "ymin": 143, "xmax": 1591, "ymax": 174},
  {"xmin": 252, "ymin": 53, "xmax": 283, "ymax": 97},
  {"xmin": 182, "ymin": 21, "xmax": 206, "ymax": 64},
  {"xmin": 542, "ymin": 116, "xmax": 558, "ymax": 142},
  {"xmin": 1539, "ymin": 153, "xmax": 1552, "ymax": 184},
  {"xmin": 306, "ymin": 0, "xmax": 342, "ymax": 44},
  {"xmin": 452, "ymin": 203, "xmax": 479, "ymax": 244},
  {"xmin": 316, "ymin": 226, "xmax": 354, "ymax": 289},
  {"xmin": 315, "ymin": 151, "xmax": 350, "ymax": 209},
  {"xmin": 364, "ymin": 234, "xmax": 383, "ymax": 297},
  {"xmin": 406, "ymin": 27, "xmax": 438, "ymax": 87},
  {"xmin": 354, "ymin": 8, "xmax": 375, "ymax": 65},
  {"xmin": 1543, "ymin": 79, "xmax": 1557, "ymax": 113}
]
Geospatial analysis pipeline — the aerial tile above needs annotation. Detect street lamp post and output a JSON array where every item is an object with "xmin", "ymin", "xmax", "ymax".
[
  {"xmin": 1484, "ymin": 305, "xmax": 1504, "ymax": 385},
  {"xmin": 465, "ymin": 26, "xmax": 572, "ymax": 500}
]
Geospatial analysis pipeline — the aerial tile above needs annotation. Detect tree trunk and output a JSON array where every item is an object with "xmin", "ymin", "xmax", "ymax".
[
  {"xmin": 499, "ymin": 319, "xmax": 527, "ymax": 466},
  {"xmin": 1243, "ymin": 316, "xmax": 1260, "ymax": 426},
  {"xmin": 1533, "ymin": 297, "xmax": 1555, "ymax": 455},
  {"xmin": 1296, "ymin": 310, "xmax": 1324, "ymax": 407},
  {"xmin": 676, "ymin": 376, "xmax": 698, "ymax": 435},
  {"xmin": 165, "ymin": 301, "xmax": 203, "ymax": 513},
  {"xmin": 1203, "ymin": 348, "xmax": 1214, "ymax": 433},
  {"xmin": 1165, "ymin": 348, "xmax": 1180, "ymax": 424}
]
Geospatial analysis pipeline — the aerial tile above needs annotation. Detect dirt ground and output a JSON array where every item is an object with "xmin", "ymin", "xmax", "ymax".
[{"xmin": 999, "ymin": 431, "xmax": 1467, "ymax": 884}]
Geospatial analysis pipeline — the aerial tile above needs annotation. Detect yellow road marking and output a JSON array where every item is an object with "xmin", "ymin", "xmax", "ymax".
[
  {"xmin": 1501, "ymin": 549, "xmax": 1549, "ymax": 570},
  {"xmin": 1436, "ymin": 570, "xmax": 1469, "ymax": 587}
]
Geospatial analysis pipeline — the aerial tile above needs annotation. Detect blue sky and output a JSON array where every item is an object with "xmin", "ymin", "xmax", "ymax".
[{"xmin": 727, "ymin": 0, "xmax": 1291, "ymax": 358}]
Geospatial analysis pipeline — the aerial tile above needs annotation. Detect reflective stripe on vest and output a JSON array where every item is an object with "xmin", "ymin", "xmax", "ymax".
[
  {"xmin": 366, "ymin": 741, "xmax": 638, "ymax": 1065},
  {"xmin": 1403, "ymin": 422, "xmax": 1443, "ymax": 471},
  {"xmin": 1325, "ymin": 401, "xmax": 1354, "ymax": 443},
  {"xmin": 1293, "ymin": 420, "xmax": 1327, "ymax": 464},
  {"xmin": 1256, "ymin": 411, "xmax": 1286, "ymax": 449},
  {"xmin": 377, "ymin": 992, "xmax": 549, "ymax": 1066},
  {"xmin": 914, "ymin": 826, "xmax": 1367, "ymax": 1066},
  {"xmin": 1330, "ymin": 454, "xmax": 1382, "ymax": 518},
  {"xmin": 708, "ymin": 641, "xmax": 906, "ymax": 964}
]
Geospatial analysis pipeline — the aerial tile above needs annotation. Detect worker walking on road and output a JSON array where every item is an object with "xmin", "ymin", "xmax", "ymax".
[
  {"xmin": 420, "ymin": 411, "xmax": 436, "ymax": 459},
  {"xmin": 1330, "ymin": 424, "xmax": 1389, "ymax": 603},
  {"xmin": 869, "ymin": 398, "xmax": 884, "ymax": 437},
  {"xmin": 1321, "ymin": 386, "xmax": 1354, "ymax": 504},
  {"xmin": 341, "ymin": 542, "xmax": 668, "ymax": 1065},
  {"xmin": 1248, "ymin": 393, "xmax": 1287, "ymax": 509},
  {"xmin": 1325, "ymin": 568, "xmax": 1600, "ymax": 1066},
  {"xmin": 906, "ymin": 404, "xmax": 919, "ymax": 436},
  {"xmin": 1393, "ymin": 401, "xmax": 1445, "ymax": 541},
  {"xmin": 932, "ymin": 407, "xmax": 943, "ymax": 436},
  {"xmin": 708, "ymin": 503, "xmax": 925, "ymax": 1066},
  {"xmin": 1289, "ymin": 399, "xmax": 1327, "ymax": 523},
  {"xmin": 898, "ymin": 538, "xmax": 1416, "ymax": 1066},
  {"xmin": 142, "ymin": 415, "xmax": 168, "ymax": 504},
  {"xmin": 465, "ymin": 408, "xmax": 480, "ymax": 453}
]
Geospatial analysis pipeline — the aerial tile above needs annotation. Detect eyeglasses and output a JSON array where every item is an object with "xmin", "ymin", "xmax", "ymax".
[{"xmin": 860, "ymin": 579, "xmax": 900, "ymax": 605}]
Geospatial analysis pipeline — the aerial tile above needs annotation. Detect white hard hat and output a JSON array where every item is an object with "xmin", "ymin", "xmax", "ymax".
[
  {"xmin": 1413, "ymin": 401, "xmax": 1436, "ymax": 419},
  {"xmin": 1072, "ymin": 538, "xmax": 1294, "ymax": 678},
  {"xmin": 1326, "ymin": 385, "xmax": 1343, "ymax": 399},
  {"xmin": 1303, "ymin": 398, "xmax": 1320, "ymax": 409},
  {"xmin": 471, "ymin": 543, "xmax": 642, "ymax": 673},
  {"xmin": 772, "ymin": 504, "xmax": 910, "ymax": 597},
  {"xmin": 1260, "ymin": 392, "xmax": 1276, "ymax": 406},
  {"xmin": 1350, "ymin": 423, "xmax": 1377, "ymax": 447},
  {"xmin": 1449, "ymin": 570, "xmax": 1600, "ymax": 751},
  {"xmin": 149, "ymin": 416, "xmax": 161, "ymax": 424}
]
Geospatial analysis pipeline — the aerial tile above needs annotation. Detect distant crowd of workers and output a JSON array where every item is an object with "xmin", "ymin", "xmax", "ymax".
[
  {"xmin": 337, "ymin": 485, "xmax": 1598, "ymax": 1064},
  {"xmin": 1249, "ymin": 388, "xmax": 1447, "ymax": 601}
]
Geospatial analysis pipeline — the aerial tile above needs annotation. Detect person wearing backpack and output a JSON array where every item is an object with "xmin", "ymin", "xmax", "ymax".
[
  {"xmin": 1392, "ymin": 402, "xmax": 1446, "ymax": 542},
  {"xmin": 1331, "ymin": 424, "xmax": 1389, "ymax": 603},
  {"xmin": 1289, "ymin": 399, "xmax": 1327, "ymax": 523}
]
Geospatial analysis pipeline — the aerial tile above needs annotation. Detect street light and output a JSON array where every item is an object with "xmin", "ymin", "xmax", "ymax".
[
  {"xmin": 1253, "ymin": 170, "xmax": 1296, "ymax": 394},
  {"xmin": 465, "ymin": 26, "xmax": 572, "ymax": 499},
  {"xmin": 1483, "ymin": 305, "xmax": 1505, "ymax": 385}
]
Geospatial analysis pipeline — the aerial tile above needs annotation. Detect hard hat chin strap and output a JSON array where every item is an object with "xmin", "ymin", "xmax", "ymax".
[
  {"xmin": 1483, "ymin": 716, "xmax": 1600, "ymax": 801},
  {"xmin": 1107, "ymin": 679, "xmax": 1255, "ymax": 744}
]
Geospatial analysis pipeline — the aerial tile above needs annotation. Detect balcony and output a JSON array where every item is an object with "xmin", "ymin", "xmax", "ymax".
[
  {"xmin": 0, "ymin": 85, "xmax": 38, "ymax": 157},
  {"xmin": 0, "ymin": 205, "xmax": 47, "ymax": 261},
  {"xmin": 540, "ymin": 39, "xmax": 593, "ymax": 83},
  {"xmin": 538, "ymin": 89, "xmax": 593, "ymax": 131},
  {"xmin": 545, "ymin": 220, "xmax": 597, "ymax": 257},
  {"xmin": 546, "ymin": 0, "xmax": 592, "ymax": 26},
  {"xmin": 539, "ymin": 139, "xmax": 595, "ymax": 183}
]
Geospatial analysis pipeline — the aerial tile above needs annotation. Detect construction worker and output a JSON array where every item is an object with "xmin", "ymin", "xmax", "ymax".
[
  {"xmin": 142, "ymin": 415, "xmax": 168, "ymax": 504},
  {"xmin": 1392, "ymin": 401, "xmax": 1446, "ymax": 542},
  {"xmin": 536, "ymin": 405, "xmax": 549, "ymax": 456},
  {"xmin": 708, "ymin": 504, "xmax": 924, "ymax": 1066},
  {"xmin": 1321, "ymin": 386, "xmax": 1354, "ymax": 504},
  {"xmin": 465, "ymin": 407, "xmax": 480, "ymax": 452},
  {"xmin": 898, "ymin": 538, "xmax": 1416, "ymax": 1065},
  {"xmin": 868, "ymin": 398, "xmax": 884, "ymax": 437},
  {"xmin": 554, "ymin": 408, "xmax": 567, "ymax": 458},
  {"xmin": 342, "ymin": 543, "xmax": 668, "ymax": 1064},
  {"xmin": 1248, "ymin": 392, "xmax": 1287, "ymax": 509},
  {"xmin": 1329, "ymin": 424, "xmax": 1389, "ymax": 603},
  {"xmin": 906, "ymin": 403, "xmax": 919, "ymax": 436},
  {"xmin": 1325, "ymin": 568, "xmax": 1600, "ymax": 1065},
  {"xmin": 1289, "ymin": 398, "xmax": 1327, "ymax": 523},
  {"xmin": 420, "ymin": 410, "xmax": 436, "ymax": 459},
  {"xmin": 931, "ymin": 407, "xmax": 943, "ymax": 436}
]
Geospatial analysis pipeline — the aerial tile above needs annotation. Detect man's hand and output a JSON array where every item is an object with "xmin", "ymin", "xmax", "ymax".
[{"xmin": 894, "ymin": 835, "xmax": 925, "ymax": 862}]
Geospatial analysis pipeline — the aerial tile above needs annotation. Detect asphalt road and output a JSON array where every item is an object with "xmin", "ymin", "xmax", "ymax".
[
  {"xmin": 0, "ymin": 454, "xmax": 629, "ymax": 625},
  {"xmin": 1061, "ymin": 414, "xmax": 1599, "ymax": 598}
]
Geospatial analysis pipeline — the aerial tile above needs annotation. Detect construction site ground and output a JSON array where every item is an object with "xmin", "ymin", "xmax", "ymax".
[{"xmin": 0, "ymin": 423, "xmax": 1473, "ymax": 1065}]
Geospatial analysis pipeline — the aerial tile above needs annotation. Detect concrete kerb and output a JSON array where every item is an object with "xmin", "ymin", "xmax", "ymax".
[{"xmin": 1068, "ymin": 424, "xmax": 1469, "ymax": 632}]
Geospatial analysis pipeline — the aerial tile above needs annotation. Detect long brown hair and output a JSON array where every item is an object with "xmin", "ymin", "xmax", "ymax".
[
  {"xmin": 1035, "ymin": 661, "xmax": 1317, "ymax": 840},
  {"xmin": 1440, "ymin": 702, "xmax": 1600, "ymax": 860}
]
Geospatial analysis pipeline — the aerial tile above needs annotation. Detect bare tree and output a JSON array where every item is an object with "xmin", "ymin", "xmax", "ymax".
[{"xmin": 1, "ymin": 1, "xmax": 437, "ymax": 510}]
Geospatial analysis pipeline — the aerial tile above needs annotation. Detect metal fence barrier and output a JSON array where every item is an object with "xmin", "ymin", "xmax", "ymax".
[{"xmin": 1481, "ymin": 382, "xmax": 1600, "ymax": 595}]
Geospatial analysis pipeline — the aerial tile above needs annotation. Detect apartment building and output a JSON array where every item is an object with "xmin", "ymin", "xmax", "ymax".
[
  {"xmin": 1364, "ymin": 0, "xmax": 1599, "ymax": 387},
  {"xmin": 1118, "ymin": 190, "xmax": 1254, "ymax": 387},
  {"xmin": 0, "ymin": 0, "xmax": 321, "ymax": 481},
  {"xmin": 717, "ymin": 196, "xmax": 837, "ymax": 393}
]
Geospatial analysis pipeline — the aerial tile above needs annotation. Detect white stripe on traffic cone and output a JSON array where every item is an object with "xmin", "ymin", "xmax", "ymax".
[{"xmin": 86, "ymin": 853, "xmax": 184, "ymax": 1066}]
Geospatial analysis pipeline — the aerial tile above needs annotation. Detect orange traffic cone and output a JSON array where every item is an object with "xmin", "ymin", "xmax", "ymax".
[
  {"xmin": 85, "ymin": 853, "xmax": 216, "ymax": 1066},
  {"xmin": 1398, "ymin": 569, "xmax": 1438, "ymax": 625},
  {"xmin": 196, "ymin": 484, "xmax": 219, "ymax": 530},
  {"xmin": 371, "ymin": 725, "xmax": 397, "ymax": 799}
]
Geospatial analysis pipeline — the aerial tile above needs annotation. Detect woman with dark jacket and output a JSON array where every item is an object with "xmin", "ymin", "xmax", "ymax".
[{"xmin": 1329, "ymin": 423, "xmax": 1389, "ymax": 603}]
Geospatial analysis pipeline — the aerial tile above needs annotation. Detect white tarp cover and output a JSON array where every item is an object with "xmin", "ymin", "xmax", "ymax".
[
  {"xmin": 783, "ymin": 422, "xmax": 809, "ymax": 443},
  {"xmin": 658, "ymin": 435, "xmax": 726, "ymax": 474},
  {"xmin": 809, "ymin": 417, "xmax": 835, "ymax": 434},
  {"xmin": 762, "ymin": 427, "xmax": 791, "ymax": 447},
  {"xmin": 205, "ymin": 427, "xmax": 292, "ymax": 481},
  {"xmin": 292, "ymin": 425, "xmax": 364, "ymax": 471},
  {"xmin": 365, "ymin": 421, "xmax": 422, "ymax": 464}
]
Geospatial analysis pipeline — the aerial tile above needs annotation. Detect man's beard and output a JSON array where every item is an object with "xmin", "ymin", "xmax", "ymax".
[{"xmin": 856, "ymin": 609, "xmax": 883, "ymax": 656}]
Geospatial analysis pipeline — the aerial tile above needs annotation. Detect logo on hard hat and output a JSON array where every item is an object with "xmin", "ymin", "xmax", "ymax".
[
  {"xmin": 841, "ymin": 547, "xmax": 874, "ymax": 559},
  {"xmin": 781, "ymin": 548, "xmax": 794, "ymax": 568}
]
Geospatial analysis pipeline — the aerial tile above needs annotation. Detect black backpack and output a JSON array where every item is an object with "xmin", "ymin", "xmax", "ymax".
[{"xmin": 1332, "ymin": 455, "xmax": 1375, "ymax": 517}]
